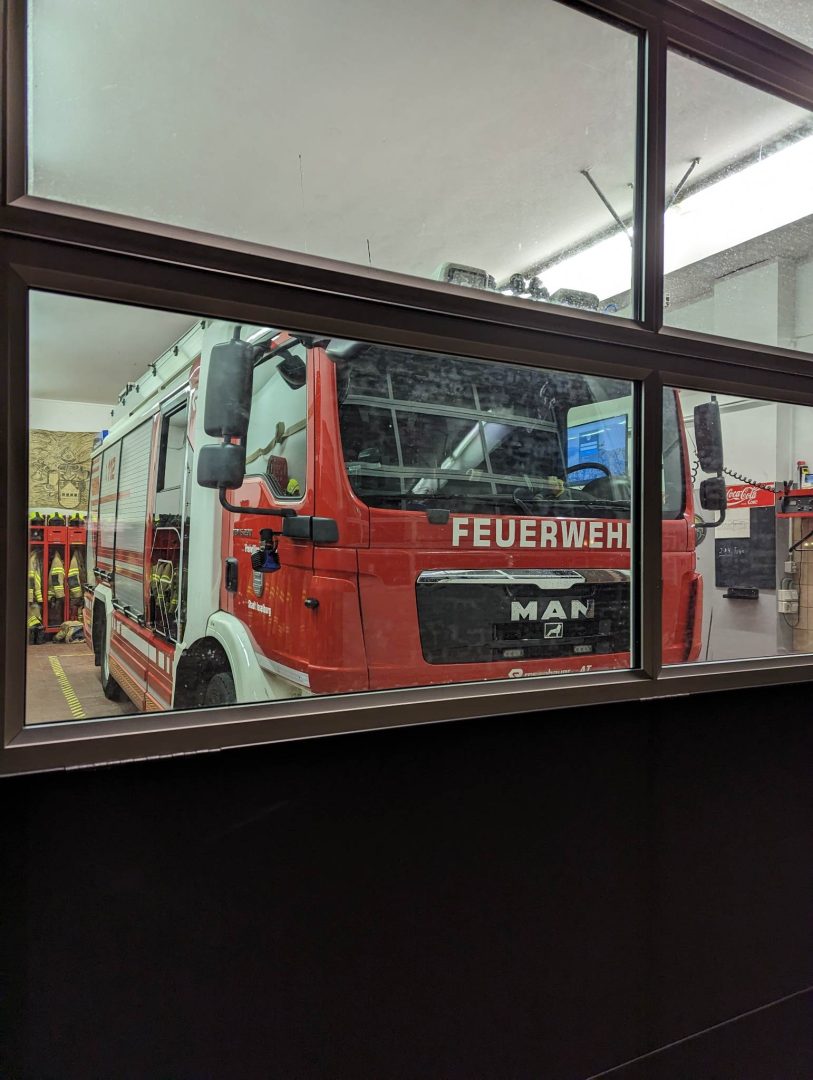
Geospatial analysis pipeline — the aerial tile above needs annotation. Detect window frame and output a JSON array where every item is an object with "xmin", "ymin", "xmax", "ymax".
[
  {"xmin": 4, "ymin": 0, "xmax": 813, "ymax": 775},
  {"xmin": 156, "ymin": 400, "xmax": 189, "ymax": 496}
]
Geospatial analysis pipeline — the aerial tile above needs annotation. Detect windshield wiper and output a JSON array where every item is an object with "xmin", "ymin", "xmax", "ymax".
[
  {"xmin": 511, "ymin": 489, "xmax": 630, "ymax": 513},
  {"xmin": 572, "ymin": 497, "xmax": 630, "ymax": 509}
]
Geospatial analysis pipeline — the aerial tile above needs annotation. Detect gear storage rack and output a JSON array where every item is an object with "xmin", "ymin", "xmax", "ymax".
[{"xmin": 28, "ymin": 517, "xmax": 87, "ymax": 640}]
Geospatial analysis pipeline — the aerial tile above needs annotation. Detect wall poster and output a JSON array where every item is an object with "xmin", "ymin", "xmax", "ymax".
[{"xmin": 29, "ymin": 429, "xmax": 96, "ymax": 510}]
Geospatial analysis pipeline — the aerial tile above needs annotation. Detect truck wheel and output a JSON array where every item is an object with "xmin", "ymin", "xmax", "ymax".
[
  {"xmin": 101, "ymin": 640, "xmax": 125, "ymax": 701},
  {"xmin": 203, "ymin": 671, "xmax": 236, "ymax": 706}
]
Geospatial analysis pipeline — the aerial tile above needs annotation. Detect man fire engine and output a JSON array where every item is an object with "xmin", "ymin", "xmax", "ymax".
[{"xmin": 85, "ymin": 286, "xmax": 725, "ymax": 711}]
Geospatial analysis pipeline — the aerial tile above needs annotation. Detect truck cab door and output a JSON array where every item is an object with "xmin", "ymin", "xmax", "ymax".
[{"xmin": 222, "ymin": 338, "xmax": 315, "ymax": 682}]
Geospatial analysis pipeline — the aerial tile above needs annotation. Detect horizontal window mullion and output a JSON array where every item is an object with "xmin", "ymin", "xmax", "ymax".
[
  {"xmin": 663, "ymin": 1, "xmax": 813, "ymax": 107},
  {"xmin": 7, "ymin": 656, "xmax": 813, "ymax": 775},
  {"xmin": 566, "ymin": 0, "xmax": 813, "ymax": 111},
  {"xmin": 8, "ymin": 234, "xmax": 813, "ymax": 405}
]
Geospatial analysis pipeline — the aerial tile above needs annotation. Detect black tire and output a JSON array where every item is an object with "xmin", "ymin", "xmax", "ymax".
[
  {"xmin": 101, "ymin": 639, "xmax": 125, "ymax": 701},
  {"xmin": 203, "ymin": 671, "xmax": 236, "ymax": 706}
]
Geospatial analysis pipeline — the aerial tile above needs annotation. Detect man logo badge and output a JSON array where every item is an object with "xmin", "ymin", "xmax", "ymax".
[
  {"xmin": 510, "ymin": 599, "xmax": 595, "ymax": 621},
  {"xmin": 544, "ymin": 622, "xmax": 564, "ymax": 639}
]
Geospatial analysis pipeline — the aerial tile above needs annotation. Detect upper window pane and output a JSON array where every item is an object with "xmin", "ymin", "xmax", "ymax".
[
  {"xmin": 27, "ymin": 0, "xmax": 638, "ymax": 315},
  {"xmin": 665, "ymin": 51, "xmax": 813, "ymax": 352},
  {"xmin": 719, "ymin": 1, "xmax": 813, "ymax": 49}
]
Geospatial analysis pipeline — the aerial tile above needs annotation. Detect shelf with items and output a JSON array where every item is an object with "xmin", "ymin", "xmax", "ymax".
[{"xmin": 776, "ymin": 487, "xmax": 813, "ymax": 519}]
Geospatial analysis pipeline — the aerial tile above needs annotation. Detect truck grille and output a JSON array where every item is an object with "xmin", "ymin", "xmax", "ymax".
[{"xmin": 416, "ymin": 568, "xmax": 630, "ymax": 664}]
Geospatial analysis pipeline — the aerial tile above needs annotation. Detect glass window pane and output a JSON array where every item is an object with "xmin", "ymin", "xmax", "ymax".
[
  {"xmin": 665, "ymin": 51, "xmax": 813, "ymax": 352},
  {"xmin": 719, "ymin": 1, "xmax": 813, "ymax": 49},
  {"xmin": 28, "ymin": 0, "xmax": 638, "ymax": 315},
  {"xmin": 26, "ymin": 292, "xmax": 637, "ymax": 726},
  {"xmin": 664, "ymin": 385, "xmax": 813, "ymax": 665}
]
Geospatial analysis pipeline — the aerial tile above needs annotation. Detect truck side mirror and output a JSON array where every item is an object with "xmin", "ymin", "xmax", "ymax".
[
  {"xmin": 197, "ymin": 443, "xmax": 246, "ymax": 489},
  {"xmin": 203, "ymin": 338, "xmax": 256, "ymax": 439},
  {"xmin": 699, "ymin": 476, "xmax": 726, "ymax": 512},
  {"xmin": 694, "ymin": 400, "xmax": 723, "ymax": 473}
]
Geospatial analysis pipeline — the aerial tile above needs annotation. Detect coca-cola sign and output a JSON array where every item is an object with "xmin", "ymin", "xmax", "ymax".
[{"xmin": 725, "ymin": 483, "xmax": 775, "ymax": 509}]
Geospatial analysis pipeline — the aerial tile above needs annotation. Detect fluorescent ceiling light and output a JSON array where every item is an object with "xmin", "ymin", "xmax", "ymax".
[
  {"xmin": 664, "ymin": 134, "xmax": 813, "ymax": 272},
  {"xmin": 536, "ymin": 133, "xmax": 813, "ymax": 302},
  {"xmin": 542, "ymin": 230, "xmax": 632, "ymax": 302}
]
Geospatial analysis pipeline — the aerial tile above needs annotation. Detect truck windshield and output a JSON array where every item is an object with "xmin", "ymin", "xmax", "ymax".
[{"xmin": 336, "ymin": 346, "xmax": 660, "ymax": 519}]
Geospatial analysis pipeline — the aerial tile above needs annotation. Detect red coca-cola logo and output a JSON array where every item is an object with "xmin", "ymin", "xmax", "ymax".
[{"xmin": 725, "ymin": 484, "xmax": 775, "ymax": 508}]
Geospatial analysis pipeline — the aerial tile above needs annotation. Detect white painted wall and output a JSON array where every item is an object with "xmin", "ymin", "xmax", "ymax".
[
  {"xmin": 664, "ymin": 293, "xmax": 714, "ymax": 334},
  {"xmin": 667, "ymin": 253, "xmax": 813, "ymax": 351},
  {"xmin": 29, "ymin": 397, "xmax": 113, "ymax": 433},
  {"xmin": 713, "ymin": 259, "xmax": 797, "ymax": 349},
  {"xmin": 794, "ymin": 256, "xmax": 813, "ymax": 350}
]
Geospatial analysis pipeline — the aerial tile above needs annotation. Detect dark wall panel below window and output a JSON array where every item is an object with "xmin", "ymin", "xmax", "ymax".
[{"xmin": 2, "ymin": 687, "xmax": 812, "ymax": 1079}]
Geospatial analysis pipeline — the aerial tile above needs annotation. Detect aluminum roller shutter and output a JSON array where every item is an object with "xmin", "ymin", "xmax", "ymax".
[
  {"xmin": 87, "ymin": 454, "xmax": 101, "ymax": 575},
  {"xmin": 96, "ymin": 443, "xmax": 121, "ymax": 576},
  {"xmin": 113, "ymin": 420, "xmax": 152, "ymax": 615}
]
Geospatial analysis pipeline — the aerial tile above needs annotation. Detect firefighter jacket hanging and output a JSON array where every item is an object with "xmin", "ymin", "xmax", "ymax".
[
  {"xmin": 67, "ymin": 548, "xmax": 85, "ymax": 617},
  {"xmin": 150, "ymin": 558, "xmax": 178, "ymax": 636},
  {"xmin": 47, "ymin": 548, "xmax": 65, "ymax": 624},
  {"xmin": 28, "ymin": 549, "xmax": 43, "ymax": 630}
]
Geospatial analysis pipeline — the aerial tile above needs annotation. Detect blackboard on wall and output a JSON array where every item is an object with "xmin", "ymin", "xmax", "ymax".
[{"xmin": 714, "ymin": 506, "xmax": 777, "ymax": 589}]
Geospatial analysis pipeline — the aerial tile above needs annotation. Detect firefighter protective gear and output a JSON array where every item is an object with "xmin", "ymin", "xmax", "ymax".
[
  {"xmin": 150, "ymin": 559, "xmax": 178, "ymax": 633},
  {"xmin": 28, "ymin": 550, "xmax": 43, "ymax": 625},
  {"xmin": 67, "ymin": 550, "xmax": 84, "ymax": 598},
  {"xmin": 47, "ymin": 549, "xmax": 66, "ymax": 627},
  {"xmin": 28, "ymin": 549, "xmax": 44, "ymax": 636},
  {"xmin": 28, "ymin": 550, "xmax": 43, "ymax": 604},
  {"xmin": 48, "ymin": 550, "xmax": 65, "ymax": 601},
  {"xmin": 67, "ymin": 549, "xmax": 85, "ymax": 618}
]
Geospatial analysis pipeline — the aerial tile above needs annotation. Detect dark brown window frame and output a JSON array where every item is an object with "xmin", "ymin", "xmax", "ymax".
[{"xmin": 3, "ymin": 0, "xmax": 813, "ymax": 775}]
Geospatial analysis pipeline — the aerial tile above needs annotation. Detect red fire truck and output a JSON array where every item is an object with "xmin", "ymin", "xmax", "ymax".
[{"xmin": 85, "ymin": 313, "xmax": 724, "ymax": 710}]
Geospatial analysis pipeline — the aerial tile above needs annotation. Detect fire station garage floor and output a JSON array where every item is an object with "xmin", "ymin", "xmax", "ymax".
[{"xmin": 27, "ymin": 643, "xmax": 135, "ymax": 724}]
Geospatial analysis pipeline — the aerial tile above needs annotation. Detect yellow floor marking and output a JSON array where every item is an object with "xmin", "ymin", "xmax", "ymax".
[{"xmin": 48, "ymin": 655, "xmax": 87, "ymax": 720}]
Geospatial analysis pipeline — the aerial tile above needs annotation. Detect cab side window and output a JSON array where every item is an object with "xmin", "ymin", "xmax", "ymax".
[
  {"xmin": 150, "ymin": 401, "xmax": 190, "ymax": 640},
  {"xmin": 244, "ymin": 344, "xmax": 308, "ymax": 499}
]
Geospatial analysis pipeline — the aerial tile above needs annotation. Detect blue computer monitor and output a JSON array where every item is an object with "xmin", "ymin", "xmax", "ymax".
[{"xmin": 566, "ymin": 414, "xmax": 628, "ymax": 483}]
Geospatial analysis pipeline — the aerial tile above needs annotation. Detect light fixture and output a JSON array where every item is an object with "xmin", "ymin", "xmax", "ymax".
[
  {"xmin": 541, "ymin": 230, "xmax": 632, "ymax": 304},
  {"xmin": 534, "ymin": 133, "xmax": 813, "ymax": 303}
]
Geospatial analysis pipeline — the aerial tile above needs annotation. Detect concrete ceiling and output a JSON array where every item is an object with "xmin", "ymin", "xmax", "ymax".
[
  {"xmin": 29, "ymin": 292, "xmax": 197, "ymax": 403},
  {"xmin": 26, "ymin": 0, "xmax": 812, "ymax": 405},
  {"xmin": 29, "ymin": 0, "xmax": 639, "ymax": 283}
]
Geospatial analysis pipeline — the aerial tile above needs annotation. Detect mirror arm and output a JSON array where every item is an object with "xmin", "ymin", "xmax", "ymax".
[
  {"xmin": 218, "ymin": 488, "xmax": 296, "ymax": 518},
  {"xmin": 695, "ymin": 505, "xmax": 726, "ymax": 530},
  {"xmin": 253, "ymin": 336, "xmax": 303, "ymax": 369}
]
